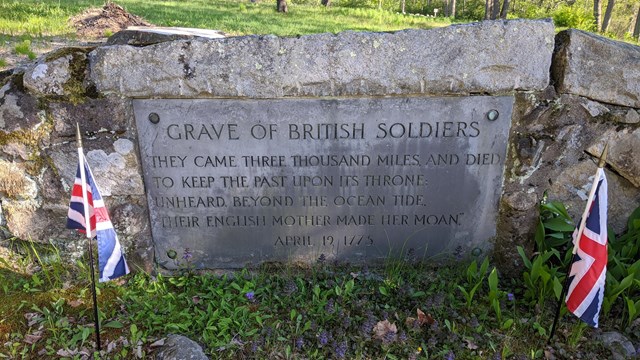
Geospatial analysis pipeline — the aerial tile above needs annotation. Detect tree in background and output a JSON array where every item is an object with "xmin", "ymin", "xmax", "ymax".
[
  {"xmin": 594, "ymin": 0, "xmax": 602, "ymax": 31},
  {"xmin": 602, "ymin": 0, "xmax": 616, "ymax": 31},
  {"xmin": 277, "ymin": 0, "xmax": 288, "ymax": 12},
  {"xmin": 634, "ymin": 5, "xmax": 640, "ymax": 39},
  {"xmin": 484, "ymin": 0, "xmax": 508, "ymax": 19},
  {"xmin": 328, "ymin": 0, "xmax": 639, "ymax": 42}
]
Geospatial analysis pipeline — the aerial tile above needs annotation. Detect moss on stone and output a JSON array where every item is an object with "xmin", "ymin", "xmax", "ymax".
[
  {"xmin": 0, "ymin": 113, "xmax": 55, "ymax": 177},
  {"xmin": 40, "ymin": 47, "xmax": 96, "ymax": 105}
]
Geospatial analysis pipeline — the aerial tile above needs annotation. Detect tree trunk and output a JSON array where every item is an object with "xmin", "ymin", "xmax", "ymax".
[
  {"xmin": 499, "ymin": 0, "xmax": 508, "ymax": 19},
  {"xmin": 601, "ymin": 0, "xmax": 615, "ymax": 32},
  {"xmin": 450, "ymin": 0, "xmax": 456, "ymax": 18},
  {"xmin": 401, "ymin": 0, "xmax": 406, "ymax": 14},
  {"xmin": 378, "ymin": 0, "xmax": 382, "ymax": 10},
  {"xmin": 634, "ymin": 5, "xmax": 640, "ymax": 39},
  {"xmin": 277, "ymin": 0, "xmax": 288, "ymax": 12},
  {"xmin": 485, "ymin": 0, "xmax": 491, "ymax": 19},
  {"xmin": 593, "ymin": 0, "xmax": 602, "ymax": 32},
  {"xmin": 492, "ymin": 0, "xmax": 501, "ymax": 19}
]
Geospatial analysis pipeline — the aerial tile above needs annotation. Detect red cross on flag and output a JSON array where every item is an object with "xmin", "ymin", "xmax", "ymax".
[{"xmin": 565, "ymin": 167, "xmax": 608, "ymax": 327}]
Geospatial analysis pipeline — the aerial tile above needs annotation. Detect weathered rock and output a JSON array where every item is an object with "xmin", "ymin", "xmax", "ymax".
[
  {"xmin": 503, "ymin": 191, "xmax": 538, "ymax": 211},
  {"xmin": 553, "ymin": 29, "xmax": 640, "ymax": 108},
  {"xmin": 495, "ymin": 92, "xmax": 640, "ymax": 271},
  {"xmin": 106, "ymin": 27, "xmax": 225, "ymax": 46},
  {"xmin": 580, "ymin": 99, "xmax": 609, "ymax": 117},
  {"xmin": 49, "ymin": 139, "xmax": 144, "ymax": 197},
  {"xmin": 46, "ymin": 97, "xmax": 144, "ymax": 196},
  {"xmin": 586, "ymin": 128, "xmax": 640, "ymax": 187},
  {"xmin": 550, "ymin": 161, "xmax": 640, "ymax": 232},
  {"xmin": 609, "ymin": 109, "xmax": 640, "ymax": 124},
  {"xmin": 85, "ymin": 143, "xmax": 144, "ymax": 196},
  {"xmin": 23, "ymin": 48, "xmax": 92, "ymax": 99},
  {"xmin": 0, "ymin": 161, "xmax": 37, "ymax": 200},
  {"xmin": 597, "ymin": 331, "xmax": 637, "ymax": 360},
  {"xmin": 24, "ymin": 55, "xmax": 72, "ymax": 96},
  {"xmin": 39, "ymin": 167, "xmax": 67, "ymax": 202},
  {"xmin": 90, "ymin": 19, "xmax": 554, "ymax": 98},
  {"xmin": 1, "ymin": 142, "xmax": 29, "ymax": 160},
  {"xmin": 48, "ymin": 97, "xmax": 131, "ymax": 139},
  {"xmin": 155, "ymin": 334, "xmax": 209, "ymax": 360},
  {"xmin": 0, "ymin": 75, "xmax": 41, "ymax": 132},
  {"xmin": 110, "ymin": 199, "xmax": 154, "ymax": 273},
  {"xmin": 2, "ymin": 199, "xmax": 68, "ymax": 242}
]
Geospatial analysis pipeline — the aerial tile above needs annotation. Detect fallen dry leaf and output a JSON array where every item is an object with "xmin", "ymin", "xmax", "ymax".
[
  {"xmin": 373, "ymin": 320, "xmax": 397, "ymax": 340},
  {"xmin": 69, "ymin": 299, "xmax": 84, "ymax": 308},
  {"xmin": 57, "ymin": 349, "xmax": 76, "ymax": 357},
  {"xmin": 24, "ymin": 313, "xmax": 42, "ymax": 327},
  {"xmin": 464, "ymin": 338, "xmax": 478, "ymax": 350},
  {"xmin": 23, "ymin": 331, "xmax": 42, "ymax": 345},
  {"xmin": 417, "ymin": 309, "xmax": 435, "ymax": 326},
  {"xmin": 405, "ymin": 317, "xmax": 416, "ymax": 326}
]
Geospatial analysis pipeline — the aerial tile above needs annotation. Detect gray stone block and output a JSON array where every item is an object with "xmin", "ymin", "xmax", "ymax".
[
  {"xmin": 553, "ymin": 29, "xmax": 640, "ymax": 108},
  {"xmin": 89, "ymin": 19, "xmax": 554, "ymax": 98},
  {"xmin": 587, "ymin": 129, "xmax": 640, "ymax": 188}
]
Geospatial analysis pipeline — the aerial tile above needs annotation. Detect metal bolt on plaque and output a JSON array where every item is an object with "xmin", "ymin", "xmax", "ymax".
[
  {"xmin": 148, "ymin": 112, "xmax": 160, "ymax": 124},
  {"xmin": 486, "ymin": 109, "xmax": 499, "ymax": 121}
]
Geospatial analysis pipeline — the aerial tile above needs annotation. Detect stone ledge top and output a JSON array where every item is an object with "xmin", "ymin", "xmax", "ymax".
[
  {"xmin": 89, "ymin": 19, "xmax": 555, "ymax": 98},
  {"xmin": 106, "ymin": 26, "xmax": 226, "ymax": 46}
]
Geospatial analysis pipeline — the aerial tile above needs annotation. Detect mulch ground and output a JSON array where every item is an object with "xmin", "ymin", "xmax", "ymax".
[{"xmin": 1, "ymin": 2, "xmax": 152, "ymax": 72}]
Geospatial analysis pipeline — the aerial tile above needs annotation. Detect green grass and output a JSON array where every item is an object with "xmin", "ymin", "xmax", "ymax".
[
  {"xmin": 13, "ymin": 39, "xmax": 36, "ymax": 59},
  {"xmin": 0, "ymin": 248, "xmax": 623, "ymax": 359},
  {"xmin": 0, "ymin": 0, "xmax": 450, "ymax": 38},
  {"xmin": 0, "ymin": 0, "xmax": 97, "ymax": 37}
]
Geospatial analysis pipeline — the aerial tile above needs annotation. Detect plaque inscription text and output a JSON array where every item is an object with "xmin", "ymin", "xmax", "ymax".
[{"xmin": 133, "ymin": 97, "xmax": 513, "ymax": 268}]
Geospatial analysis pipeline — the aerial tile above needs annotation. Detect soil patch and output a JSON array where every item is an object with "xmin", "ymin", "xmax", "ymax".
[{"xmin": 70, "ymin": 2, "xmax": 152, "ymax": 39}]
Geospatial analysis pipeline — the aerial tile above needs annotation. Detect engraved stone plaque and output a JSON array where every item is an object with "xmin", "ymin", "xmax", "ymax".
[{"xmin": 133, "ymin": 97, "xmax": 513, "ymax": 268}]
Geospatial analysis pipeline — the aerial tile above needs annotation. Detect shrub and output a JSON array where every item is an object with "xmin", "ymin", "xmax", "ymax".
[{"xmin": 552, "ymin": 5, "xmax": 595, "ymax": 31}]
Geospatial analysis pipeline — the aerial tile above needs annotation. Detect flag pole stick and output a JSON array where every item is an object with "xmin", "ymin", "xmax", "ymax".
[
  {"xmin": 77, "ymin": 123, "xmax": 102, "ymax": 352},
  {"xmin": 547, "ymin": 144, "xmax": 608, "ymax": 345}
]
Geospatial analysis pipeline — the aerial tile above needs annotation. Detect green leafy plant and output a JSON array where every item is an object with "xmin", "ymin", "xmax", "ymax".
[
  {"xmin": 535, "ymin": 199, "xmax": 575, "ymax": 255},
  {"xmin": 457, "ymin": 257, "xmax": 489, "ymax": 309},
  {"xmin": 518, "ymin": 246, "xmax": 564, "ymax": 307},
  {"xmin": 604, "ymin": 205, "xmax": 640, "ymax": 328},
  {"xmin": 519, "ymin": 198, "xmax": 574, "ymax": 307},
  {"xmin": 488, "ymin": 268, "xmax": 502, "ymax": 324}
]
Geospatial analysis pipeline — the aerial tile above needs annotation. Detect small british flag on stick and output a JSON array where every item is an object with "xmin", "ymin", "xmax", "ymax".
[
  {"xmin": 66, "ymin": 125, "xmax": 129, "ymax": 282},
  {"xmin": 565, "ymin": 146, "xmax": 608, "ymax": 327}
]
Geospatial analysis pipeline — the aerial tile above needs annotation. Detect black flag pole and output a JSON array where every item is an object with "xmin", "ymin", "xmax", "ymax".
[
  {"xmin": 76, "ymin": 123, "xmax": 102, "ymax": 352},
  {"xmin": 547, "ymin": 143, "xmax": 608, "ymax": 345}
]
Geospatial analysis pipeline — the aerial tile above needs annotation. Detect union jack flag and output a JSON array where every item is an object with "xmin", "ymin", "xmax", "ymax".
[
  {"xmin": 67, "ymin": 156, "xmax": 129, "ymax": 282},
  {"xmin": 565, "ymin": 168, "xmax": 608, "ymax": 327}
]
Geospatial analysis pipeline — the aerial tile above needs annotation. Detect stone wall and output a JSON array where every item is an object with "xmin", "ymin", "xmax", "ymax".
[{"xmin": 0, "ymin": 19, "xmax": 638, "ymax": 272}]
